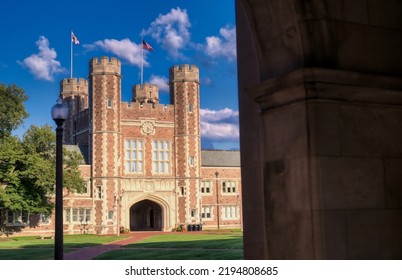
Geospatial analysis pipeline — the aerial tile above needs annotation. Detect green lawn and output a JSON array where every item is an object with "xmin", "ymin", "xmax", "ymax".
[
  {"xmin": 95, "ymin": 233, "xmax": 244, "ymax": 260},
  {"xmin": 0, "ymin": 232, "xmax": 244, "ymax": 260},
  {"xmin": 0, "ymin": 234, "xmax": 126, "ymax": 260},
  {"xmin": 95, "ymin": 248, "xmax": 243, "ymax": 260}
]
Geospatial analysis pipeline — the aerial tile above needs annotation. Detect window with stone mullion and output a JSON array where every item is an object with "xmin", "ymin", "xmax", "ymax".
[
  {"xmin": 152, "ymin": 140, "xmax": 170, "ymax": 174},
  {"xmin": 125, "ymin": 139, "xmax": 144, "ymax": 174}
]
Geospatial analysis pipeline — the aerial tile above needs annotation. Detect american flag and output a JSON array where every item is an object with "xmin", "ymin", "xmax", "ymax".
[
  {"xmin": 142, "ymin": 40, "xmax": 154, "ymax": 51},
  {"xmin": 71, "ymin": 32, "xmax": 80, "ymax": 45}
]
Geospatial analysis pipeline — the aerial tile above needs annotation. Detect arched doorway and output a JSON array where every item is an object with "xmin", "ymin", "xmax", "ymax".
[{"xmin": 129, "ymin": 199, "xmax": 162, "ymax": 231}]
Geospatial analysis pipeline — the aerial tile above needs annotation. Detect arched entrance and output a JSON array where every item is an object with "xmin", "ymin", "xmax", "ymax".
[{"xmin": 129, "ymin": 199, "xmax": 162, "ymax": 231}]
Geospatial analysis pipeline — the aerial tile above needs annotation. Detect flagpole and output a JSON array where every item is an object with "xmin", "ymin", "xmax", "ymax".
[
  {"xmin": 70, "ymin": 30, "xmax": 73, "ymax": 78},
  {"xmin": 141, "ymin": 37, "xmax": 143, "ymax": 85}
]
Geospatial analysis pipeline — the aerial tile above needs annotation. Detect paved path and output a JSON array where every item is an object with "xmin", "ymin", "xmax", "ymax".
[{"xmin": 64, "ymin": 232, "xmax": 163, "ymax": 260}]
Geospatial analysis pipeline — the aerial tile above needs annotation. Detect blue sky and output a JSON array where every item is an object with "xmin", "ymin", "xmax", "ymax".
[{"xmin": 0, "ymin": 0, "xmax": 239, "ymax": 150}]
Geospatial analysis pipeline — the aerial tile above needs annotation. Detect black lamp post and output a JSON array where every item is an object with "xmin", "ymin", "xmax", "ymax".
[
  {"xmin": 51, "ymin": 97, "xmax": 68, "ymax": 260},
  {"xmin": 215, "ymin": 171, "xmax": 220, "ymax": 230}
]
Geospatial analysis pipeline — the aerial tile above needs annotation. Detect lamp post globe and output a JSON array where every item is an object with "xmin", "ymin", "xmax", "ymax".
[
  {"xmin": 51, "ymin": 97, "xmax": 68, "ymax": 260},
  {"xmin": 51, "ymin": 97, "xmax": 69, "ymax": 124}
]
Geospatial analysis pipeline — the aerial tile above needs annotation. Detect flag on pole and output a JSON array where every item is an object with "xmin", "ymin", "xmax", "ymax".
[
  {"xmin": 70, "ymin": 31, "xmax": 80, "ymax": 78},
  {"xmin": 142, "ymin": 40, "xmax": 154, "ymax": 51},
  {"xmin": 71, "ymin": 32, "xmax": 80, "ymax": 45}
]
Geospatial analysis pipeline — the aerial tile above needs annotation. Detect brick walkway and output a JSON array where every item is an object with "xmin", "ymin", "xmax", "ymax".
[{"xmin": 64, "ymin": 231, "xmax": 164, "ymax": 260}]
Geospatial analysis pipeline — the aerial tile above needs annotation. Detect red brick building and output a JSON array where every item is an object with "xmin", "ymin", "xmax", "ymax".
[{"xmin": 1, "ymin": 57, "xmax": 241, "ymax": 236}]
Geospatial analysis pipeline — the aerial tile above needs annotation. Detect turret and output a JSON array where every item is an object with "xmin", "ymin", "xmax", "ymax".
[
  {"xmin": 60, "ymin": 78, "xmax": 89, "ymax": 144},
  {"xmin": 88, "ymin": 56, "xmax": 122, "ymax": 235},
  {"xmin": 89, "ymin": 56, "xmax": 121, "ymax": 76},
  {"xmin": 132, "ymin": 83, "xmax": 159, "ymax": 104},
  {"xmin": 169, "ymin": 64, "xmax": 199, "ymax": 105},
  {"xmin": 169, "ymin": 64, "xmax": 201, "ymax": 225}
]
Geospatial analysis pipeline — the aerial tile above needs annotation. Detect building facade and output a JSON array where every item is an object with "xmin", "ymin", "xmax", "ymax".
[{"xmin": 1, "ymin": 57, "xmax": 241, "ymax": 236}]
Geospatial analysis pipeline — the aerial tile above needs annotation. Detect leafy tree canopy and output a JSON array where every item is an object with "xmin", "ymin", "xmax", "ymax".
[
  {"xmin": 0, "ymin": 124, "xmax": 86, "ymax": 214},
  {"xmin": 0, "ymin": 83, "xmax": 29, "ymax": 138}
]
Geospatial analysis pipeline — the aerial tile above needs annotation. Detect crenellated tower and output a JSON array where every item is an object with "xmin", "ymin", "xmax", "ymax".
[
  {"xmin": 132, "ymin": 83, "xmax": 159, "ymax": 104},
  {"xmin": 169, "ymin": 64, "xmax": 201, "ymax": 225},
  {"xmin": 89, "ymin": 56, "xmax": 122, "ymax": 234},
  {"xmin": 60, "ymin": 78, "xmax": 88, "ymax": 144}
]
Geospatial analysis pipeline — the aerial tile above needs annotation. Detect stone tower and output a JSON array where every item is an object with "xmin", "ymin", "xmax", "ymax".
[
  {"xmin": 60, "ymin": 78, "xmax": 88, "ymax": 144},
  {"xmin": 89, "ymin": 57, "xmax": 122, "ymax": 234},
  {"xmin": 169, "ymin": 65, "xmax": 201, "ymax": 225},
  {"xmin": 132, "ymin": 83, "xmax": 160, "ymax": 104}
]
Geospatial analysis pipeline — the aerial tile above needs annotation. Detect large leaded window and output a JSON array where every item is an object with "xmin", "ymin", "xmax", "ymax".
[
  {"xmin": 65, "ymin": 208, "xmax": 92, "ymax": 223},
  {"xmin": 222, "ymin": 205, "xmax": 238, "ymax": 220},
  {"xmin": 152, "ymin": 140, "xmax": 171, "ymax": 174},
  {"xmin": 125, "ymin": 139, "xmax": 144, "ymax": 174}
]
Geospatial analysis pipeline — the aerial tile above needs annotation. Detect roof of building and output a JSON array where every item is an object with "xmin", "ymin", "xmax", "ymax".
[
  {"xmin": 201, "ymin": 150, "xmax": 241, "ymax": 167},
  {"xmin": 63, "ymin": 145, "xmax": 241, "ymax": 167},
  {"xmin": 63, "ymin": 145, "xmax": 89, "ymax": 164}
]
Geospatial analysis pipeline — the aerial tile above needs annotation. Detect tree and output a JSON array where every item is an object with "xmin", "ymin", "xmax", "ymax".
[
  {"xmin": 0, "ymin": 84, "xmax": 29, "ymax": 138},
  {"xmin": 63, "ymin": 149, "xmax": 87, "ymax": 196},
  {"xmin": 0, "ymin": 83, "xmax": 86, "ymax": 233},
  {"xmin": 0, "ymin": 125, "xmax": 86, "ymax": 216}
]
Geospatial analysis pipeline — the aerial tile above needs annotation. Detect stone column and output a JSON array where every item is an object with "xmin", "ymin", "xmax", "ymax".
[{"xmin": 237, "ymin": 0, "xmax": 402, "ymax": 259}]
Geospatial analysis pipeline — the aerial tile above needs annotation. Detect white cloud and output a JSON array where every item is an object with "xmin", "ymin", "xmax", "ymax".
[
  {"xmin": 149, "ymin": 75, "xmax": 169, "ymax": 92},
  {"xmin": 84, "ymin": 38, "xmax": 147, "ymax": 67},
  {"xmin": 201, "ymin": 77, "xmax": 213, "ymax": 86},
  {"xmin": 19, "ymin": 36, "xmax": 66, "ymax": 81},
  {"xmin": 200, "ymin": 108, "xmax": 239, "ymax": 141},
  {"xmin": 142, "ymin": 7, "xmax": 191, "ymax": 58},
  {"xmin": 205, "ymin": 26, "xmax": 237, "ymax": 61}
]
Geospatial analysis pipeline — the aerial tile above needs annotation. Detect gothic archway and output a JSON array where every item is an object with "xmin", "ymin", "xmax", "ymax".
[{"xmin": 129, "ymin": 199, "xmax": 162, "ymax": 231}]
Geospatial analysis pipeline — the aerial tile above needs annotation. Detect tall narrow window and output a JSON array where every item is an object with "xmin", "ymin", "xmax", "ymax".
[
  {"xmin": 107, "ymin": 99, "xmax": 113, "ymax": 108},
  {"xmin": 86, "ymin": 209, "xmax": 91, "ymax": 222},
  {"xmin": 189, "ymin": 103, "xmax": 193, "ymax": 112},
  {"xmin": 125, "ymin": 139, "xmax": 144, "ymax": 174},
  {"xmin": 72, "ymin": 209, "xmax": 78, "ymax": 222},
  {"xmin": 189, "ymin": 156, "xmax": 195, "ymax": 166},
  {"xmin": 108, "ymin": 210, "xmax": 114, "ymax": 220},
  {"xmin": 65, "ymin": 208, "xmax": 71, "ymax": 223},
  {"xmin": 152, "ymin": 140, "xmax": 170, "ymax": 174},
  {"xmin": 7, "ymin": 211, "xmax": 14, "ymax": 223},
  {"xmin": 96, "ymin": 186, "xmax": 102, "ymax": 199},
  {"xmin": 79, "ymin": 209, "xmax": 85, "ymax": 222},
  {"xmin": 21, "ymin": 211, "xmax": 29, "ymax": 223}
]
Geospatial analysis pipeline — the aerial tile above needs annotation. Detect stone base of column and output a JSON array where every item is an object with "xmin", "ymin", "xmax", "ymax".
[{"xmin": 249, "ymin": 68, "xmax": 402, "ymax": 259}]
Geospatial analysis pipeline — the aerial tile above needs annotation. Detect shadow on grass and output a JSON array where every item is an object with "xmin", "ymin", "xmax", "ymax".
[
  {"xmin": 96, "ymin": 248, "xmax": 243, "ymax": 260},
  {"xmin": 125, "ymin": 235, "xmax": 243, "ymax": 250},
  {"xmin": 0, "ymin": 234, "xmax": 127, "ymax": 260}
]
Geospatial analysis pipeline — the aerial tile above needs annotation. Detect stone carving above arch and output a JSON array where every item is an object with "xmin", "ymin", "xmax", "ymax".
[{"xmin": 122, "ymin": 179, "xmax": 175, "ymax": 193}]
